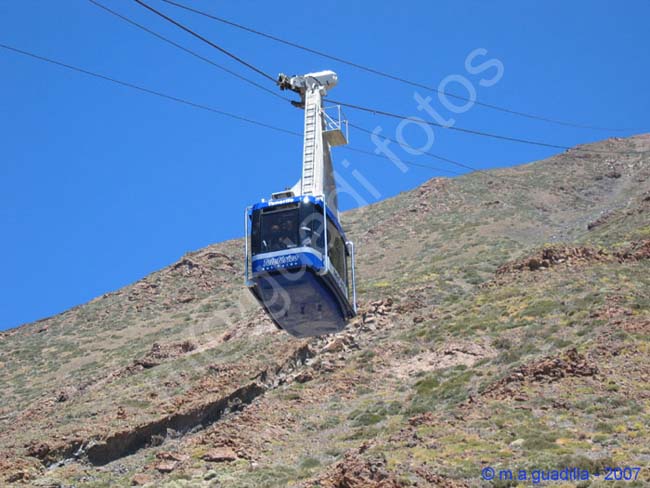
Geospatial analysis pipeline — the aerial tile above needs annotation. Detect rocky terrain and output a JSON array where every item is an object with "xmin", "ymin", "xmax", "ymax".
[{"xmin": 0, "ymin": 133, "xmax": 649, "ymax": 487}]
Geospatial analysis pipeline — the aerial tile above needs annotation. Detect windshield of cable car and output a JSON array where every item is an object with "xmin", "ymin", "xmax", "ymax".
[
  {"xmin": 254, "ymin": 207, "xmax": 299, "ymax": 254},
  {"xmin": 250, "ymin": 203, "xmax": 348, "ymax": 286}
]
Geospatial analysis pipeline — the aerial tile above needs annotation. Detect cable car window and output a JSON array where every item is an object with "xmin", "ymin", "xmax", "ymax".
[
  {"xmin": 299, "ymin": 204, "xmax": 325, "ymax": 253},
  {"xmin": 250, "ymin": 210, "xmax": 261, "ymax": 255},
  {"xmin": 259, "ymin": 208, "xmax": 299, "ymax": 253},
  {"xmin": 328, "ymin": 220, "xmax": 347, "ymax": 282}
]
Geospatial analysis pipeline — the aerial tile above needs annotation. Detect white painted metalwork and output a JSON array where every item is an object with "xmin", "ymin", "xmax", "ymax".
[
  {"xmin": 346, "ymin": 241, "xmax": 357, "ymax": 314},
  {"xmin": 277, "ymin": 70, "xmax": 347, "ymax": 218},
  {"xmin": 323, "ymin": 105, "xmax": 348, "ymax": 147},
  {"xmin": 244, "ymin": 205, "xmax": 253, "ymax": 287}
]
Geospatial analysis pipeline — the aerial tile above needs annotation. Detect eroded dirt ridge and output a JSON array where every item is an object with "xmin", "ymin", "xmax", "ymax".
[{"xmin": 41, "ymin": 344, "xmax": 315, "ymax": 468}]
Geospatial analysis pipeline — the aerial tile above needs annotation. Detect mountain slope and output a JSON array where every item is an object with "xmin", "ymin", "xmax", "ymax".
[{"xmin": 1, "ymin": 134, "xmax": 649, "ymax": 487}]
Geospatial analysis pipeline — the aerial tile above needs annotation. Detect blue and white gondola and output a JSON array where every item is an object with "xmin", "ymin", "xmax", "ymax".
[{"xmin": 245, "ymin": 194, "xmax": 357, "ymax": 337}]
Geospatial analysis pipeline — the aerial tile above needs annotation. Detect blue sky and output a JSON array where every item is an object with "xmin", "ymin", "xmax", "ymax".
[{"xmin": 1, "ymin": 0, "xmax": 648, "ymax": 330}]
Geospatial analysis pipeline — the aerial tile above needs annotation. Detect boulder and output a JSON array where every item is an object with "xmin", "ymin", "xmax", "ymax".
[{"xmin": 202, "ymin": 447, "xmax": 238, "ymax": 463}]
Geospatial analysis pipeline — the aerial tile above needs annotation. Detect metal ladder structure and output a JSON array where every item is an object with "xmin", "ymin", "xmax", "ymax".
[
  {"xmin": 302, "ymin": 94, "xmax": 319, "ymax": 195},
  {"xmin": 278, "ymin": 70, "xmax": 347, "ymax": 217}
]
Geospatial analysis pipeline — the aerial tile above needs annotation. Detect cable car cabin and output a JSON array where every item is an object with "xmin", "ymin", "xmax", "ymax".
[{"xmin": 245, "ymin": 194, "xmax": 357, "ymax": 337}]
